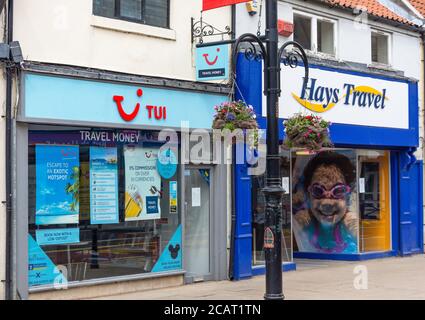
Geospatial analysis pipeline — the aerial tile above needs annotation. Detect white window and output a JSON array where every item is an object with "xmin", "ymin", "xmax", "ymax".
[
  {"xmin": 371, "ymin": 30, "xmax": 391, "ymax": 65},
  {"xmin": 293, "ymin": 11, "xmax": 336, "ymax": 57}
]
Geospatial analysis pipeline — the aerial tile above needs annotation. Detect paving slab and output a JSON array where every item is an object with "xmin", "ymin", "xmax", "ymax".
[{"xmin": 91, "ymin": 255, "xmax": 425, "ymax": 300}]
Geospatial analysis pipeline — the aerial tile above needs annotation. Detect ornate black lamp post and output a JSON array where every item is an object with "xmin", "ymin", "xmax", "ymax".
[{"xmin": 196, "ymin": 0, "xmax": 309, "ymax": 300}]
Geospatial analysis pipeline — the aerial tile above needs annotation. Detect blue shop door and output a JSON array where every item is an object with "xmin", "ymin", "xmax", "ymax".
[{"xmin": 399, "ymin": 161, "xmax": 424, "ymax": 255}]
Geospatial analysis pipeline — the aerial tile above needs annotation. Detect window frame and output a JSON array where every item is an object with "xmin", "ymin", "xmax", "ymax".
[
  {"xmin": 293, "ymin": 10, "xmax": 338, "ymax": 58},
  {"xmin": 93, "ymin": 0, "xmax": 171, "ymax": 29},
  {"xmin": 370, "ymin": 29, "xmax": 392, "ymax": 67}
]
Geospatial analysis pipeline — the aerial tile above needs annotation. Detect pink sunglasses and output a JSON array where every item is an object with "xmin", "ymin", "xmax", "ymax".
[{"xmin": 308, "ymin": 183, "xmax": 351, "ymax": 200}]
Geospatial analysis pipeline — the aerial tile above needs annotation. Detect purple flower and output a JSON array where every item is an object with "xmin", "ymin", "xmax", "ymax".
[{"xmin": 226, "ymin": 112, "xmax": 236, "ymax": 121}]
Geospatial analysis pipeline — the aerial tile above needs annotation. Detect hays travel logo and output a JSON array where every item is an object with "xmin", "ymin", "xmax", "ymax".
[{"xmin": 292, "ymin": 78, "xmax": 389, "ymax": 113}]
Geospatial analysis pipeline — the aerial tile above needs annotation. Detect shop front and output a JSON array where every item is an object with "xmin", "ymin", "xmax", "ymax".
[
  {"xmin": 15, "ymin": 68, "xmax": 229, "ymax": 299},
  {"xmin": 233, "ymin": 57, "xmax": 423, "ymax": 279}
]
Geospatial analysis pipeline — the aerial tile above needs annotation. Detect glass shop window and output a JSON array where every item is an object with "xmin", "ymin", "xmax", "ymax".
[
  {"xmin": 358, "ymin": 150, "xmax": 391, "ymax": 252},
  {"xmin": 293, "ymin": 14, "xmax": 312, "ymax": 51},
  {"xmin": 291, "ymin": 150, "xmax": 358, "ymax": 254},
  {"xmin": 28, "ymin": 127, "xmax": 181, "ymax": 288},
  {"xmin": 93, "ymin": 0, "xmax": 170, "ymax": 29},
  {"xmin": 371, "ymin": 31, "xmax": 390, "ymax": 65},
  {"xmin": 293, "ymin": 12, "xmax": 336, "ymax": 56},
  {"xmin": 252, "ymin": 148, "xmax": 292, "ymax": 266},
  {"xmin": 317, "ymin": 19, "xmax": 335, "ymax": 55}
]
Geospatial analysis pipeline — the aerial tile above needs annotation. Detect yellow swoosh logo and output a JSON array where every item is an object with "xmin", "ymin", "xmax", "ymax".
[{"xmin": 292, "ymin": 93, "xmax": 338, "ymax": 113}]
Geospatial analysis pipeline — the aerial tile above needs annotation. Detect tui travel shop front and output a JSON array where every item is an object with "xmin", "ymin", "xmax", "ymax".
[
  {"xmin": 232, "ymin": 57, "xmax": 424, "ymax": 279},
  {"xmin": 13, "ymin": 65, "xmax": 230, "ymax": 299}
]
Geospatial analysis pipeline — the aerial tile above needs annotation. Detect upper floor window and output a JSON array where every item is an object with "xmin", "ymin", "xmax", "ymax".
[
  {"xmin": 93, "ymin": 0, "xmax": 170, "ymax": 29},
  {"xmin": 371, "ymin": 30, "xmax": 391, "ymax": 65},
  {"xmin": 293, "ymin": 12, "xmax": 336, "ymax": 57}
]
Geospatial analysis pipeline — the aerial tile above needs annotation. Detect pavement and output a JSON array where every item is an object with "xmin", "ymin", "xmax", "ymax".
[{"xmin": 93, "ymin": 255, "xmax": 425, "ymax": 300}]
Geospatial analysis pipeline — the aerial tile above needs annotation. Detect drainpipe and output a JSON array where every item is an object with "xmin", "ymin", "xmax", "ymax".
[
  {"xmin": 228, "ymin": 4, "xmax": 236, "ymax": 281},
  {"xmin": 5, "ymin": 0, "xmax": 14, "ymax": 300}
]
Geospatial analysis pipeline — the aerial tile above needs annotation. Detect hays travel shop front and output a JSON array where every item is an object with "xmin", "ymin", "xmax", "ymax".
[
  {"xmin": 14, "ymin": 67, "xmax": 229, "ymax": 299},
  {"xmin": 233, "ymin": 57, "xmax": 423, "ymax": 279}
]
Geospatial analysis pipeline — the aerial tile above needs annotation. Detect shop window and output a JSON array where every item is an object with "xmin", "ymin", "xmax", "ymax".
[
  {"xmin": 293, "ymin": 14, "xmax": 312, "ymax": 51},
  {"xmin": 252, "ymin": 148, "xmax": 292, "ymax": 265},
  {"xmin": 28, "ymin": 128, "xmax": 181, "ymax": 288},
  {"xmin": 291, "ymin": 150, "xmax": 358, "ymax": 254},
  {"xmin": 317, "ymin": 19, "xmax": 335, "ymax": 55},
  {"xmin": 93, "ymin": 0, "xmax": 170, "ymax": 29},
  {"xmin": 359, "ymin": 150, "xmax": 391, "ymax": 252},
  {"xmin": 293, "ymin": 12, "xmax": 336, "ymax": 56},
  {"xmin": 371, "ymin": 31, "xmax": 390, "ymax": 65}
]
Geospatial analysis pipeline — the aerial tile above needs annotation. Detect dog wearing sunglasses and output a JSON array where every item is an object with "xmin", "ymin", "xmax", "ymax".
[{"xmin": 293, "ymin": 151, "xmax": 358, "ymax": 253}]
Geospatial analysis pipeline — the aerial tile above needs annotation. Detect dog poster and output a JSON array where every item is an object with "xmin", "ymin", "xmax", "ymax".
[
  {"xmin": 124, "ymin": 146, "xmax": 162, "ymax": 221},
  {"xmin": 292, "ymin": 150, "xmax": 358, "ymax": 254}
]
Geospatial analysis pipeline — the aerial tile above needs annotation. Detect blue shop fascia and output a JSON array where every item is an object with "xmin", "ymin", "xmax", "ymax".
[{"xmin": 232, "ymin": 55, "xmax": 423, "ymax": 280}]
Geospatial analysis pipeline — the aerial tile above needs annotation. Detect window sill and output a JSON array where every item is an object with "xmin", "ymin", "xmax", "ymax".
[
  {"xmin": 91, "ymin": 15, "xmax": 176, "ymax": 41},
  {"xmin": 305, "ymin": 50, "xmax": 338, "ymax": 61},
  {"xmin": 368, "ymin": 62, "xmax": 394, "ymax": 72}
]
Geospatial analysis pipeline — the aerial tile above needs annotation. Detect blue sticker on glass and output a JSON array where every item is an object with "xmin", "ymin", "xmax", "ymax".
[
  {"xmin": 146, "ymin": 196, "xmax": 159, "ymax": 214},
  {"xmin": 157, "ymin": 148, "xmax": 178, "ymax": 179},
  {"xmin": 151, "ymin": 225, "xmax": 182, "ymax": 272}
]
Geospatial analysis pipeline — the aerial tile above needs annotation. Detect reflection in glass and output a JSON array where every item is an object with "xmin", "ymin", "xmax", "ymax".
[{"xmin": 252, "ymin": 149, "xmax": 292, "ymax": 265}]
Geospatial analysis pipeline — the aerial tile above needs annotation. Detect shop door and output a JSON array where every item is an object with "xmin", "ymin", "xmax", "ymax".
[
  {"xmin": 359, "ymin": 151, "xmax": 391, "ymax": 252},
  {"xmin": 183, "ymin": 167, "xmax": 213, "ymax": 282},
  {"xmin": 398, "ymin": 160, "xmax": 423, "ymax": 255}
]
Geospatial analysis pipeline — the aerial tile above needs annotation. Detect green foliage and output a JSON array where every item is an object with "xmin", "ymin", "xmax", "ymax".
[{"xmin": 283, "ymin": 113, "xmax": 333, "ymax": 151}]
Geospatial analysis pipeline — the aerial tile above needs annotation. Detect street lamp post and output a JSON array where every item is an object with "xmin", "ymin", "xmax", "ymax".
[
  {"xmin": 196, "ymin": 0, "xmax": 309, "ymax": 300},
  {"xmin": 262, "ymin": 0, "xmax": 284, "ymax": 300}
]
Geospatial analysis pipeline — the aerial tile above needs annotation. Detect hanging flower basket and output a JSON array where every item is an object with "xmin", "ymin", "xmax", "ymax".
[
  {"xmin": 283, "ymin": 113, "xmax": 333, "ymax": 151},
  {"xmin": 212, "ymin": 100, "xmax": 258, "ymax": 131}
]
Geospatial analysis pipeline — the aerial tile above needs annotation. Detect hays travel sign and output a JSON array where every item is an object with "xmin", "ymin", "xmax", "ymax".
[{"xmin": 265, "ymin": 65, "xmax": 410, "ymax": 129}]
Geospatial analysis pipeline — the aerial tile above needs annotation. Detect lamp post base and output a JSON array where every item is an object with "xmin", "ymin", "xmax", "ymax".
[{"xmin": 264, "ymin": 293, "xmax": 285, "ymax": 300}]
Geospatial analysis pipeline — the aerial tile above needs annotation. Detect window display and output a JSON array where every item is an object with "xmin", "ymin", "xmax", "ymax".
[
  {"xmin": 292, "ymin": 150, "xmax": 358, "ymax": 254},
  {"xmin": 28, "ymin": 128, "xmax": 182, "ymax": 288}
]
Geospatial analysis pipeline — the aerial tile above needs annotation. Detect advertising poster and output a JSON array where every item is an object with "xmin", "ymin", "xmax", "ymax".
[
  {"xmin": 151, "ymin": 225, "xmax": 182, "ymax": 272},
  {"xmin": 28, "ymin": 235, "xmax": 67, "ymax": 287},
  {"xmin": 292, "ymin": 151, "xmax": 358, "ymax": 254},
  {"xmin": 124, "ymin": 146, "xmax": 162, "ymax": 221},
  {"xmin": 35, "ymin": 145, "xmax": 80, "ymax": 225},
  {"xmin": 90, "ymin": 147, "xmax": 119, "ymax": 224},
  {"xmin": 169, "ymin": 181, "xmax": 178, "ymax": 214}
]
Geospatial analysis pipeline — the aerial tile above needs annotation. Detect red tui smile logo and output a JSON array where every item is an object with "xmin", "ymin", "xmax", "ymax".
[
  {"xmin": 113, "ymin": 88, "xmax": 143, "ymax": 122},
  {"xmin": 203, "ymin": 48, "xmax": 220, "ymax": 66}
]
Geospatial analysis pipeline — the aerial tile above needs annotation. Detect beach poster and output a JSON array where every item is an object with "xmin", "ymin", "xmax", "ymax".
[{"xmin": 35, "ymin": 145, "xmax": 80, "ymax": 225}]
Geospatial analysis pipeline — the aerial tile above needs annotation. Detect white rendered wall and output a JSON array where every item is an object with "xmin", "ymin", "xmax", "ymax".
[{"xmin": 13, "ymin": 0, "xmax": 231, "ymax": 81}]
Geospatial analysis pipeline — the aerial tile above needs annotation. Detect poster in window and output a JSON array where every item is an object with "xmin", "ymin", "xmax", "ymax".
[
  {"xmin": 28, "ymin": 235, "xmax": 67, "ymax": 287},
  {"xmin": 124, "ymin": 146, "xmax": 162, "ymax": 221},
  {"xmin": 292, "ymin": 151, "xmax": 358, "ymax": 254},
  {"xmin": 35, "ymin": 145, "xmax": 80, "ymax": 225},
  {"xmin": 169, "ymin": 181, "xmax": 178, "ymax": 214},
  {"xmin": 90, "ymin": 147, "xmax": 119, "ymax": 224}
]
